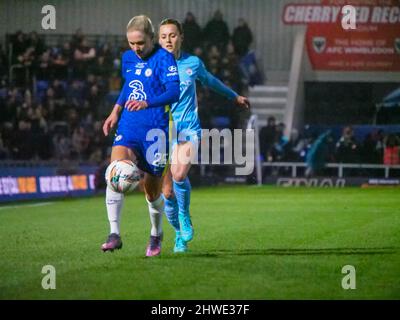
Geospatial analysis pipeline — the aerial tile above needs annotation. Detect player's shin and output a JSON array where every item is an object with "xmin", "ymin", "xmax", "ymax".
[
  {"xmin": 106, "ymin": 186, "xmax": 124, "ymax": 235},
  {"xmin": 146, "ymin": 196, "xmax": 164, "ymax": 237},
  {"xmin": 173, "ymin": 177, "xmax": 191, "ymax": 216},
  {"xmin": 173, "ymin": 177, "xmax": 194, "ymax": 241},
  {"xmin": 163, "ymin": 194, "xmax": 180, "ymax": 232}
]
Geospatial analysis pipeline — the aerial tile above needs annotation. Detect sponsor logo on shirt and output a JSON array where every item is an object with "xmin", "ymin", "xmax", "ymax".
[
  {"xmin": 115, "ymin": 135, "xmax": 123, "ymax": 142},
  {"xmin": 168, "ymin": 66, "xmax": 177, "ymax": 72},
  {"xmin": 135, "ymin": 62, "xmax": 146, "ymax": 68},
  {"xmin": 145, "ymin": 68, "xmax": 152, "ymax": 77},
  {"xmin": 180, "ymin": 80, "xmax": 192, "ymax": 91},
  {"xmin": 167, "ymin": 65, "xmax": 178, "ymax": 77},
  {"xmin": 128, "ymin": 80, "xmax": 147, "ymax": 101},
  {"xmin": 135, "ymin": 69, "xmax": 141, "ymax": 75}
]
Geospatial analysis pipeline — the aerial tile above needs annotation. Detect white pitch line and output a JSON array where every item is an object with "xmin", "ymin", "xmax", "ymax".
[{"xmin": 0, "ymin": 202, "xmax": 54, "ymax": 211}]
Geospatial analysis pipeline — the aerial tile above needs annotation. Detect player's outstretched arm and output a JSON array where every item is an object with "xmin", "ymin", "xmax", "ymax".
[
  {"xmin": 197, "ymin": 59, "xmax": 249, "ymax": 110},
  {"xmin": 103, "ymin": 104, "xmax": 122, "ymax": 136}
]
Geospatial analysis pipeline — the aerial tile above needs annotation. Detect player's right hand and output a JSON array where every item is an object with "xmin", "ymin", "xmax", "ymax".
[
  {"xmin": 103, "ymin": 112, "xmax": 119, "ymax": 136},
  {"xmin": 235, "ymin": 95, "xmax": 250, "ymax": 109}
]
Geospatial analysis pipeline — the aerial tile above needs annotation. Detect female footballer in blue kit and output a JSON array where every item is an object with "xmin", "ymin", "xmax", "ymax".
[
  {"xmin": 158, "ymin": 19, "xmax": 250, "ymax": 253},
  {"xmin": 101, "ymin": 15, "xmax": 180, "ymax": 257}
]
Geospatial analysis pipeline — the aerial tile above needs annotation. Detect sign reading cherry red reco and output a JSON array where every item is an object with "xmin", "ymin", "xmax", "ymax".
[{"xmin": 282, "ymin": 0, "xmax": 400, "ymax": 71}]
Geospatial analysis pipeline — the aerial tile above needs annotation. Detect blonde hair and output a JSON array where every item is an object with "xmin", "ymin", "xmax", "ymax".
[{"xmin": 126, "ymin": 15, "xmax": 154, "ymax": 39}]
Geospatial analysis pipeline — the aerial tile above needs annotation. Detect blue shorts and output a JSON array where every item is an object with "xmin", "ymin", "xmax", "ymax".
[
  {"xmin": 112, "ymin": 125, "xmax": 169, "ymax": 177},
  {"xmin": 171, "ymin": 121, "xmax": 202, "ymax": 151}
]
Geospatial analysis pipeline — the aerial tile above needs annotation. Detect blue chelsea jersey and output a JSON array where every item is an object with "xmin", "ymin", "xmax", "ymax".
[{"xmin": 116, "ymin": 45, "xmax": 179, "ymax": 128}]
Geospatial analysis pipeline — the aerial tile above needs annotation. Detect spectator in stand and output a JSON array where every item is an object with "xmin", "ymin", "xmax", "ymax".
[
  {"xmin": 335, "ymin": 126, "xmax": 359, "ymax": 165},
  {"xmin": 11, "ymin": 31, "xmax": 34, "ymax": 86},
  {"xmin": 305, "ymin": 130, "xmax": 332, "ymax": 177},
  {"xmin": 383, "ymin": 133, "xmax": 400, "ymax": 165},
  {"xmin": 283, "ymin": 129, "xmax": 303, "ymax": 162},
  {"xmin": 73, "ymin": 37, "xmax": 96, "ymax": 79},
  {"xmin": 203, "ymin": 10, "xmax": 230, "ymax": 52},
  {"xmin": 1, "ymin": 122, "xmax": 14, "ymax": 157},
  {"xmin": 0, "ymin": 44, "xmax": 7, "ymax": 77},
  {"xmin": 53, "ymin": 41, "xmax": 71, "ymax": 80},
  {"xmin": 206, "ymin": 44, "xmax": 221, "ymax": 63},
  {"xmin": 0, "ymin": 132, "xmax": 10, "ymax": 159},
  {"xmin": 29, "ymin": 104, "xmax": 52, "ymax": 160},
  {"xmin": 239, "ymin": 49, "xmax": 263, "ymax": 86},
  {"xmin": 72, "ymin": 126, "xmax": 90, "ymax": 160},
  {"xmin": 66, "ymin": 108, "xmax": 80, "ymax": 131},
  {"xmin": 51, "ymin": 79, "xmax": 67, "ymax": 102},
  {"xmin": 259, "ymin": 116, "xmax": 277, "ymax": 162},
  {"xmin": 42, "ymin": 87, "xmax": 55, "ymax": 121},
  {"xmin": 11, "ymin": 31, "xmax": 27, "ymax": 64},
  {"xmin": 13, "ymin": 119, "xmax": 35, "ymax": 160},
  {"xmin": 71, "ymin": 28, "xmax": 84, "ymax": 51},
  {"xmin": 96, "ymin": 42, "xmax": 114, "ymax": 77},
  {"xmin": 89, "ymin": 120, "xmax": 107, "ymax": 152},
  {"xmin": 375, "ymin": 129, "xmax": 385, "ymax": 162},
  {"xmin": 67, "ymin": 79, "xmax": 85, "ymax": 109},
  {"xmin": 53, "ymin": 133, "xmax": 71, "ymax": 161},
  {"xmin": 360, "ymin": 132, "xmax": 381, "ymax": 164},
  {"xmin": 19, "ymin": 46, "xmax": 36, "ymax": 75},
  {"xmin": 232, "ymin": 18, "xmax": 253, "ymax": 57},
  {"xmin": 34, "ymin": 49, "xmax": 53, "ymax": 82},
  {"xmin": 220, "ymin": 41, "xmax": 245, "ymax": 94},
  {"xmin": 193, "ymin": 46, "xmax": 205, "ymax": 60},
  {"xmin": 4, "ymin": 87, "xmax": 22, "ymax": 123},
  {"xmin": 272, "ymin": 122, "xmax": 289, "ymax": 161},
  {"xmin": 89, "ymin": 147, "xmax": 103, "ymax": 164},
  {"xmin": 182, "ymin": 12, "xmax": 203, "ymax": 54},
  {"xmin": 87, "ymin": 82, "xmax": 102, "ymax": 105},
  {"xmin": 28, "ymin": 32, "xmax": 45, "ymax": 56},
  {"xmin": 84, "ymin": 83, "xmax": 103, "ymax": 118}
]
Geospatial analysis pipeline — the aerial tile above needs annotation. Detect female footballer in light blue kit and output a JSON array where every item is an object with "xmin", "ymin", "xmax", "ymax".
[
  {"xmin": 158, "ymin": 19, "xmax": 250, "ymax": 253},
  {"xmin": 101, "ymin": 15, "xmax": 180, "ymax": 257}
]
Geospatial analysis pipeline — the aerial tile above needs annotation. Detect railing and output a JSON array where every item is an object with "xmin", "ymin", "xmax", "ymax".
[
  {"xmin": 260, "ymin": 161, "xmax": 400, "ymax": 181},
  {"xmin": 246, "ymin": 115, "xmax": 400, "ymax": 185}
]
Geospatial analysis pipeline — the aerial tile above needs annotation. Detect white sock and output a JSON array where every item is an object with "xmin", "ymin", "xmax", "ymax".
[
  {"xmin": 146, "ymin": 196, "xmax": 164, "ymax": 237},
  {"xmin": 106, "ymin": 186, "xmax": 124, "ymax": 235}
]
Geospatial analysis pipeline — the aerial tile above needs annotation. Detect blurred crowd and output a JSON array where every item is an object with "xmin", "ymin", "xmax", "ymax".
[
  {"xmin": 259, "ymin": 116, "xmax": 400, "ymax": 171},
  {"xmin": 0, "ymin": 10, "xmax": 259, "ymax": 163}
]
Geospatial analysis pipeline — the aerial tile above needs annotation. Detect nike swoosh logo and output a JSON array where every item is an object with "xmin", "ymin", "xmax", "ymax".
[{"xmin": 127, "ymin": 69, "xmax": 132, "ymax": 72}]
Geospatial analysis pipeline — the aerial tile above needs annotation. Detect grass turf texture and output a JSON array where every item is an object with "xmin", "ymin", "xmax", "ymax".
[{"xmin": 0, "ymin": 186, "xmax": 399, "ymax": 299}]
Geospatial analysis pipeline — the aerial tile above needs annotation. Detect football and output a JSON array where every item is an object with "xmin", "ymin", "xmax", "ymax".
[{"xmin": 105, "ymin": 159, "xmax": 141, "ymax": 193}]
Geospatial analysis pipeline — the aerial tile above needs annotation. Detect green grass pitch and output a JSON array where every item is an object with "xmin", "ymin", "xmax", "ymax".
[{"xmin": 0, "ymin": 186, "xmax": 399, "ymax": 299}]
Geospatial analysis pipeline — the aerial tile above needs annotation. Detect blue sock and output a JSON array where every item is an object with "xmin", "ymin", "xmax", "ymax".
[
  {"xmin": 173, "ymin": 177, "xmax": 191, "ymax": 217},
  {"xmin": 162, "ymin": 194, "xmax": 180, "ymax": 232}
]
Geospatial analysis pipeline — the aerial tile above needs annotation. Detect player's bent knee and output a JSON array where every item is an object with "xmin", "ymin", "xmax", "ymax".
[
  {"xmin": 111, "ymin": 146, "xmax": 135, "ymax": 162},
  {"xmin": 146, "ymin": 191, "xmax": 161, "ymax": 202},
  {"xmin": 172, "ymin": 172, "xmax": 187, "ymax": 182},
  {"xmin": 162, "ymin": 186, "xmax": 174, "ymax": 199}
]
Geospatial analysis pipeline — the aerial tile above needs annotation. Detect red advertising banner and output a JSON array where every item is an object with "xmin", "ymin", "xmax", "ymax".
[{"xmin": 282, "ymin": 0, "xmax": 400, "ymax": 71}]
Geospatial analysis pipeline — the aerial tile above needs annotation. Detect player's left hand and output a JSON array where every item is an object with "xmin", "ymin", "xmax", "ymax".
[
  {"xmin": 125, "ymin": 100, "xmax": 148, "ymax": 111},
  {"xmin": 235, "ymin": 96, "xmax": 250, "ymax": 109}
]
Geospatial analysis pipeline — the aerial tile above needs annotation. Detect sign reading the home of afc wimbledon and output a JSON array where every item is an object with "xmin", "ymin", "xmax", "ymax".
[{"xmin": 282, "ymin": 0, "xmax": 400, "ymax": 71}]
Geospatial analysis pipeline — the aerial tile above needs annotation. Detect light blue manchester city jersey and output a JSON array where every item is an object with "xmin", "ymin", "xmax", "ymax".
[{"xmin": 172, "ymin": 52, "xmax": 238, "ymax": 135}]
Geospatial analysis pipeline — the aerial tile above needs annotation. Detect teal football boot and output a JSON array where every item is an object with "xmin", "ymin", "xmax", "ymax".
[
  {"xmin": 173, "ymin": 231, "xmax": 188, "ymax": 253},
  {"xmin": 178, "ymin": 213, "xmax": 194, "ymax": 242}
]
